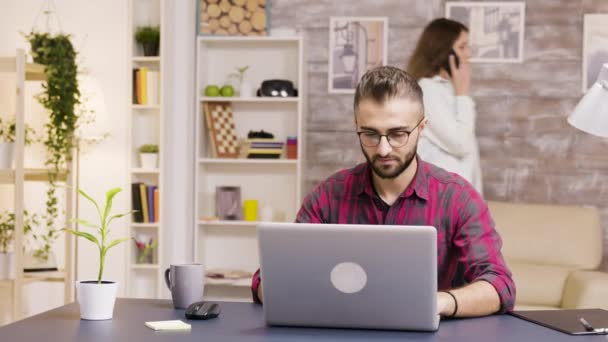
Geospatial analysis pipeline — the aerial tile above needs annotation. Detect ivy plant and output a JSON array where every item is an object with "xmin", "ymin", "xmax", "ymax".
[{"xmin": 26, "ymin": 32, "xmax": 80, "ymax": 260}]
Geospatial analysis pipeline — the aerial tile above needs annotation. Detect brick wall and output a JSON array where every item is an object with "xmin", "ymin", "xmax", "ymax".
[{"xmin": 270, "ymin": 0, "xmax": 608, "ymax": 262}]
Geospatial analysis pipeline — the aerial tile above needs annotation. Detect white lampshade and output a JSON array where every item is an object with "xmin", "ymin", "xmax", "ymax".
[{"xmin": 568, "ymin": 63, "xmax": 608, "ymax": 137}]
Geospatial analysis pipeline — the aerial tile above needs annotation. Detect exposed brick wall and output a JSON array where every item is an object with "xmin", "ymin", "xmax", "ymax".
[{"xmin": 270, "ymin": 0, "xmax": 608, "ymax": 262}]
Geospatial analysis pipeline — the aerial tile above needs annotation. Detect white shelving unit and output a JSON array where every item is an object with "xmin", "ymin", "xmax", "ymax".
[
  {"xmin": 194, "ymin": 36, "xmax": 305, "ymax": 302},
  {"xmin": 126, "ymin": 0, "xmax": 165, "ymax": 299},
  {"xmin": 0, "ymin": 50, "xmax": 75, "ymax": 323}
]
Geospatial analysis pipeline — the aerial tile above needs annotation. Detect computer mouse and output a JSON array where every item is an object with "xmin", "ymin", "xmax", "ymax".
[{"xmin": 185, "ymin": 301, "xmax": 221, "ymax": 320}]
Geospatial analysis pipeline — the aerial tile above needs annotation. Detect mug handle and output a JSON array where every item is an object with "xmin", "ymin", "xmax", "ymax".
[{"xmin": 164, "ymin": 268, "xmax": 171, "ymax": 289}]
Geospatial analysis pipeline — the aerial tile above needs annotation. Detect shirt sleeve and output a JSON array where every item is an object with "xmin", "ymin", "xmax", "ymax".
[
  {"xmin": 420, "ymin": 79, "xmax": 477, "ymax": 158},
  {"xmin": 251, "ymin": 182, "xmax": 330, "ymax": 303},
  {"xmin": 452, "ymin": 186, "xmax": 516, "ymax": 312}
]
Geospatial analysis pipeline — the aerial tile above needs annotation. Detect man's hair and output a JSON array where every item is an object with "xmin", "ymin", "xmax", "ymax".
[{"xmin": 354, "ymin": 66, "xmax": 424, "ymax": 117}]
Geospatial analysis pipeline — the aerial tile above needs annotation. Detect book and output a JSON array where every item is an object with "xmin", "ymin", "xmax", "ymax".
[
  {"xmin": 147, "ymin": 185, "xmax": 155, "ymax": 223},
  {"xmin": 131, "ymin": 183, "xmax": 143, "ymax": 223},
  {"xmin": 139, "ymin": 183, "xmax": 149, "ymax": 224},
  {"xmin": 154, "ymin": 187, "xmax": 159, "ymax": 222}
]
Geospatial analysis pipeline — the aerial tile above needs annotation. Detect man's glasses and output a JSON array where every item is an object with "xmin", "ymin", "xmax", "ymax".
[{"xmin": 357, "ymin": 118, "xmax": 424, "ymax": 148}]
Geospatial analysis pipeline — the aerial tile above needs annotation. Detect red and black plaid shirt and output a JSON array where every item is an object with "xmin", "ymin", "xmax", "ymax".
[{"xmin": 252, "ymin": 157, "xmax": 516, "ymax": 312}]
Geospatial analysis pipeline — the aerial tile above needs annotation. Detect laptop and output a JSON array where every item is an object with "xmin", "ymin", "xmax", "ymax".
[{"xmin": 257, "ymin": 222, "xmax": 439, "ymax": 331}]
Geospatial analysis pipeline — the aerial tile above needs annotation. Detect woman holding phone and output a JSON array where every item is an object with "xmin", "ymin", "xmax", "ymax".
[{"xmin": 407, "ymin": 18, "xmax": 483, "ymax": 194}]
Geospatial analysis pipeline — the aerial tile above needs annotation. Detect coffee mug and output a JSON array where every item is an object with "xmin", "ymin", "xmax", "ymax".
[{"xmin": 164, "ymin": 264, "xmax": 205, "ymax": 309}]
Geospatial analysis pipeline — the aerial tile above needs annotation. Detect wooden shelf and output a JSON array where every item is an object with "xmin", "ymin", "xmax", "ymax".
[
  {"xmin": 132, "ymin": 223, "xmax": 159, "ymax": 228},
  {"xmin": 131, "ymin": 168, "xmax": 160, "ymax": 174},
  {"xmin": 131, "ymin": 264, "xmax": 160, "ymax": 270},
  {"xmin": 198, "ymin": 220, "xmax": 261, "ymax": 228},
  {"xmin": 132, "ymin": 104, "xmax": 160, "ymax": 110},
  {"xmin": 205, "ymin": 277, "xmax": 251, "ymax": 287},
  {"xmin": 199, "ymin": 158, "xmax": 297, "ymax": 165},
  {"xmin": 0, "ymin": 168, "xmax": 68, "ymax": 184},
  {"xmin": 198, "ymin": 36, "xmax": 300, "ymax": 43},
  {"xmin": 0, "ymin": 57, "xmax": 46, "ymax": 81},
  {"xmin": 132, "ymin": 56, "xmax": 160, "ymax": 63},
  {"xmin": 199, "ymin": 96, "xmax": 299, "ymax": 103}
]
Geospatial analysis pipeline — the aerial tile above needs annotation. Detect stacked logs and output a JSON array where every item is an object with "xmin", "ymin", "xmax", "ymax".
[{"xmin": 200, "ymin": 0, "xmax": 268, "ymax": 36}]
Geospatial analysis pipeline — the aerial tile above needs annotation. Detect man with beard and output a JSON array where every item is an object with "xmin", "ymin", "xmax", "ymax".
[{"xmin": 251, "ymin": 66, "xmax": 515, "ymax": 318}]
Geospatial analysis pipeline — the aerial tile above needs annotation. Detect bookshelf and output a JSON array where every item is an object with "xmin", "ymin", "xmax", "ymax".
[
  {"xmin": 194, "ymin": 36, "xmax": 305, "ymax": 302},
  {"xmin": 126, "ymin": 0, "xmax": 165, "ymax": 299},
  {"xmin": 0, "ymin": 50, "xmax": 75, "ymax": 323}
]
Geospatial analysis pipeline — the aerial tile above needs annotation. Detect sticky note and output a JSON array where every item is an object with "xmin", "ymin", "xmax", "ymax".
[{"xmin": 145, "ymin": 320, "xmax": 192, "ymax": 331}]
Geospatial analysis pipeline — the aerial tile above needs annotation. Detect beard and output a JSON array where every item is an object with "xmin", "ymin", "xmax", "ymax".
[{"xmin": 362, "ymin": 145, "xmax": 417, "ymax": 179}]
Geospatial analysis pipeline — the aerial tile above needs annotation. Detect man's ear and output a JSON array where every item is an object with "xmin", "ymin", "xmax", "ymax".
[{"xmin": 418, "ymin": 117, "xmax": 428, "ymax": 135}]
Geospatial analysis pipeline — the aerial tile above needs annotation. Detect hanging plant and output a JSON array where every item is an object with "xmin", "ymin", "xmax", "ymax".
[{"xmin": 26, "ymin": 31, "xmax": 80, "ymax": 260}]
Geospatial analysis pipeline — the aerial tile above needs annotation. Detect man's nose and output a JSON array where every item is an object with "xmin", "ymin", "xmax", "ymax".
[{"xmin": 376, "ymin": 136, "xmax": 392, "ymax": 156}]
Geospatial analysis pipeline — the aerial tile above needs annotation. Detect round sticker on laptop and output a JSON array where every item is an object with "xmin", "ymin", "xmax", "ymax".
[{"xmin": 330, "ymin": 262, "xmax": 367, "ymax": 294}]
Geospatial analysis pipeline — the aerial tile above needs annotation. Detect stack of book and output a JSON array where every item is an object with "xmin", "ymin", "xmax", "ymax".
[
  {"xmin": 132, "ymin": 67, "xmax": 160, "ymax": 105},
  {"xmin": 242, "ymin": 139, "xmax": 284, "ymax": 159},
  {"xmin": 131, "ymin": 182, "xmax": 159, "ymax": 223}
]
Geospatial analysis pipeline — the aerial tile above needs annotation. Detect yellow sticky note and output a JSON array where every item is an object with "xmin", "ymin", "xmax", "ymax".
[{"xmin": 145, "ymin": 320, "xmax": 191, "ymax": 331}]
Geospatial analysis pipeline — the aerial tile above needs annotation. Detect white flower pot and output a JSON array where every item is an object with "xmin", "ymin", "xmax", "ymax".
[
  {"xmin": 239, "ymin": 81, "xmax": 254, "ymax": 98},
  {"xmin": 0, "ymin": 142, "xmax": 15, "ymax": 169},
  {"xmin": 139, "ymin": 153, "xmax": 158, "ymax": 169},
  {"xmin": 0, "ymin": 253, "xmax": 15, "ymax": 280},
  {"xmin": 75, "ymin": 280, "xmax": 118, "ymax": 320}
]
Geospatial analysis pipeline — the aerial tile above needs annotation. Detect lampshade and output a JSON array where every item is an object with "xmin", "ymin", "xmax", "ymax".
[{"xmin": 567, "ymin": 63, "xmax": 608, "ymax": 137}]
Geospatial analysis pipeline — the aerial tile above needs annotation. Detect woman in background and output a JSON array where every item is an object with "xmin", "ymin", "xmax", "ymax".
[{"xmin": 407, "ymin": 18, "xmax": 483, "ymax": 194}]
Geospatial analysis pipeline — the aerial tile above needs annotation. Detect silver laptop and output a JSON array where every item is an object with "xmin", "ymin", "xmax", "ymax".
[{"xmin": 257, "ymin": 222, "xmax": 439, "ymax": 331}]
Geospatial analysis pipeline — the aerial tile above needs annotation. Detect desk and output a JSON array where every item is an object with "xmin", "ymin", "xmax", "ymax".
[{"xmin": 1, "ymin": 298, "xmax": 606, "ymax": 341}]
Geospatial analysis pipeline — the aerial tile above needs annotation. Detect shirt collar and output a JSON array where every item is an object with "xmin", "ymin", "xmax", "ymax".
[{"xmin": 354, "ymin": 156, "xmax": 429, "ymax": 201}]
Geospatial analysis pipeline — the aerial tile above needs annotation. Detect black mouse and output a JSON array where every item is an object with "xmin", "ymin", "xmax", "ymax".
[{"xmin": 185, "ymin": 301, "xmax": 221, "ymax": 320}]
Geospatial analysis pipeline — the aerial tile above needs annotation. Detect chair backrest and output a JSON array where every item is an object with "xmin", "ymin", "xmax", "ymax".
[{"xmin": 487, "ymin": 201, "xmax": 602, "ymax": 307}]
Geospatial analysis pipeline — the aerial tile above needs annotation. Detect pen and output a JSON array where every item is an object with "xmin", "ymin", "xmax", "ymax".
[
  {"xmin": 579, "ymin": 317, "xmax": 608, "ymax": 334},
  {"xmin": 580, "ymin": 317, "xmax": 594, "ymax": 332}
]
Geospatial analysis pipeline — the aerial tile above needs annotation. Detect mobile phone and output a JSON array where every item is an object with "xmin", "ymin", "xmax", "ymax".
[{"xmin": 442, "ymin": 48, "xmax": 460, "ymax": 77}]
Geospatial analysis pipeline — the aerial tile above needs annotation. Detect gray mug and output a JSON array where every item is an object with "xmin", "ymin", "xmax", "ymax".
[{"xmin": 164, "ymin": 264, "xmax": 205, "ymax": 309}]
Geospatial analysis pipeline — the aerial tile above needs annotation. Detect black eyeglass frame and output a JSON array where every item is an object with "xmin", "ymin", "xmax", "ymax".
[{"xmin": 356, "ymin": 117, "xmax": 425, "ymax": 148}]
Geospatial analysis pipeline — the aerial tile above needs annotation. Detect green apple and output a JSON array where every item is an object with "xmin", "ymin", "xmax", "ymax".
[
  {"xmin": 204, "ymin": 85, "xmax": 220, "ymax": 97},
  {"xmin": 220, "ymin": 85, "xmax": 235, "ymax": 97}
]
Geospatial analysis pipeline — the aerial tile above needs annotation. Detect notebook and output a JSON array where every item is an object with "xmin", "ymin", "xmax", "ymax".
[{"xmin": 511, "ymin": 309, "xmax": 608, "ymax": 335}]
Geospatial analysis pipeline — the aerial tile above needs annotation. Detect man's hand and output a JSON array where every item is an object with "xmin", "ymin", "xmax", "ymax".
[
  {"xmin": 437, "ymin": 291, "xmax": 456, "ymax": 317},
  {"xmin": 449, "ymin": 54, "xmax": 471, "ymax": 96}
]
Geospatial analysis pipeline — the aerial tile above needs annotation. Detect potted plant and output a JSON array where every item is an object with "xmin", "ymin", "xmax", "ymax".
[
  {"xmin": 63, "ymin": 188, "xmax": 131, "ymax": 320},
  {"xmin": 0, "ymin": 117, "xmax": 37, "ymax": 169},
  {"xmin": 134, "ymin": 234, "xmax": 156, "ymax": 264},
  {"xmin": 0, "ymin": 210, "xmax": 39, "ymax": 279},
  {"xmin": 138, "ymin": 144, "xmax": 159, "ymax": 169},
  {"xmin": 135, "ymin": 26, "xmax": 160, "ymax": 57},
  {"xmin": 229, "ymin": 66, "xmax": 252, "ymax": 97}
]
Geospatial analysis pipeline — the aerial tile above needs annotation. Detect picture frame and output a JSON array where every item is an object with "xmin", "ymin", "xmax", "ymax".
[
  {"xmin": 328, "ymin": 17, "xmax": 388, "ymax": 94},
  {"xmin": 215, "ymin": 186, "xmax": 242, "ymax": 220},
  {"xmin": 197, "ymin": 0, "xmax": 269, "ymax": 36},
  {"xmin": 582, "ymin": 14, "xmax": 608, "ymax": 92},
  {"xmin": 446, "ymin": 2, "xmax": 525, "ymax": 63}
]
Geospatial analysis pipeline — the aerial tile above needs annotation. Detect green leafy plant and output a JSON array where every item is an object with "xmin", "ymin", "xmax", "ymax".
[
  {"xmin": 134, "ymin": 237, "xmax": 156, "ymax": 264},
  {"xmin": 138, "ymin": 144, "xmax": 159, "ymax": 153},
  {"xmin": 0, "ymin": 117, "xmax": 38, "ymax": 145},
  {"xmin": 135, "ymin": 26, "xmax": 160, "ymax": 45},
  {"xmin": 27, "ymin": 32, "xmax": 81, "ymax": 261},
  {"xmin": 229, "ymin": 65, "xmax": 250, "ymax": 84},
  {"xmin": 0, "ymin": 210, "xmax": 40, "ymax": 254},
  {"xmin": 63, "ymin": 188, "xmax": 131, "ymax": 283}
]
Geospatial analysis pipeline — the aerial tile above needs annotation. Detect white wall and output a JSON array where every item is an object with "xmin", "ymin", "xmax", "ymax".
[{"xmin": 0, "ymin": 0, "xmax": 129, "ymax": 318}]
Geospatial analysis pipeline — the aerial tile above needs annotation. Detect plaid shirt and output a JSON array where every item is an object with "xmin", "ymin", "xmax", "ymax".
[{"xmin": 252, "ymin": 157, "xmax": 516, "ymax": 312}]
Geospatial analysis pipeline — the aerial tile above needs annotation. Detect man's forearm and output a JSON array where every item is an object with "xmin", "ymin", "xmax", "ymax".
[{"xmin": 440, "ymin": 281, "xmax": 501, "ymax": 317}]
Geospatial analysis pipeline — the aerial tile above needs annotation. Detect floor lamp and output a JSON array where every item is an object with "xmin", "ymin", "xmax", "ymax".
[{"xmin": 568, "ymin": 63, "xmax": 608, "ymax": 137}]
